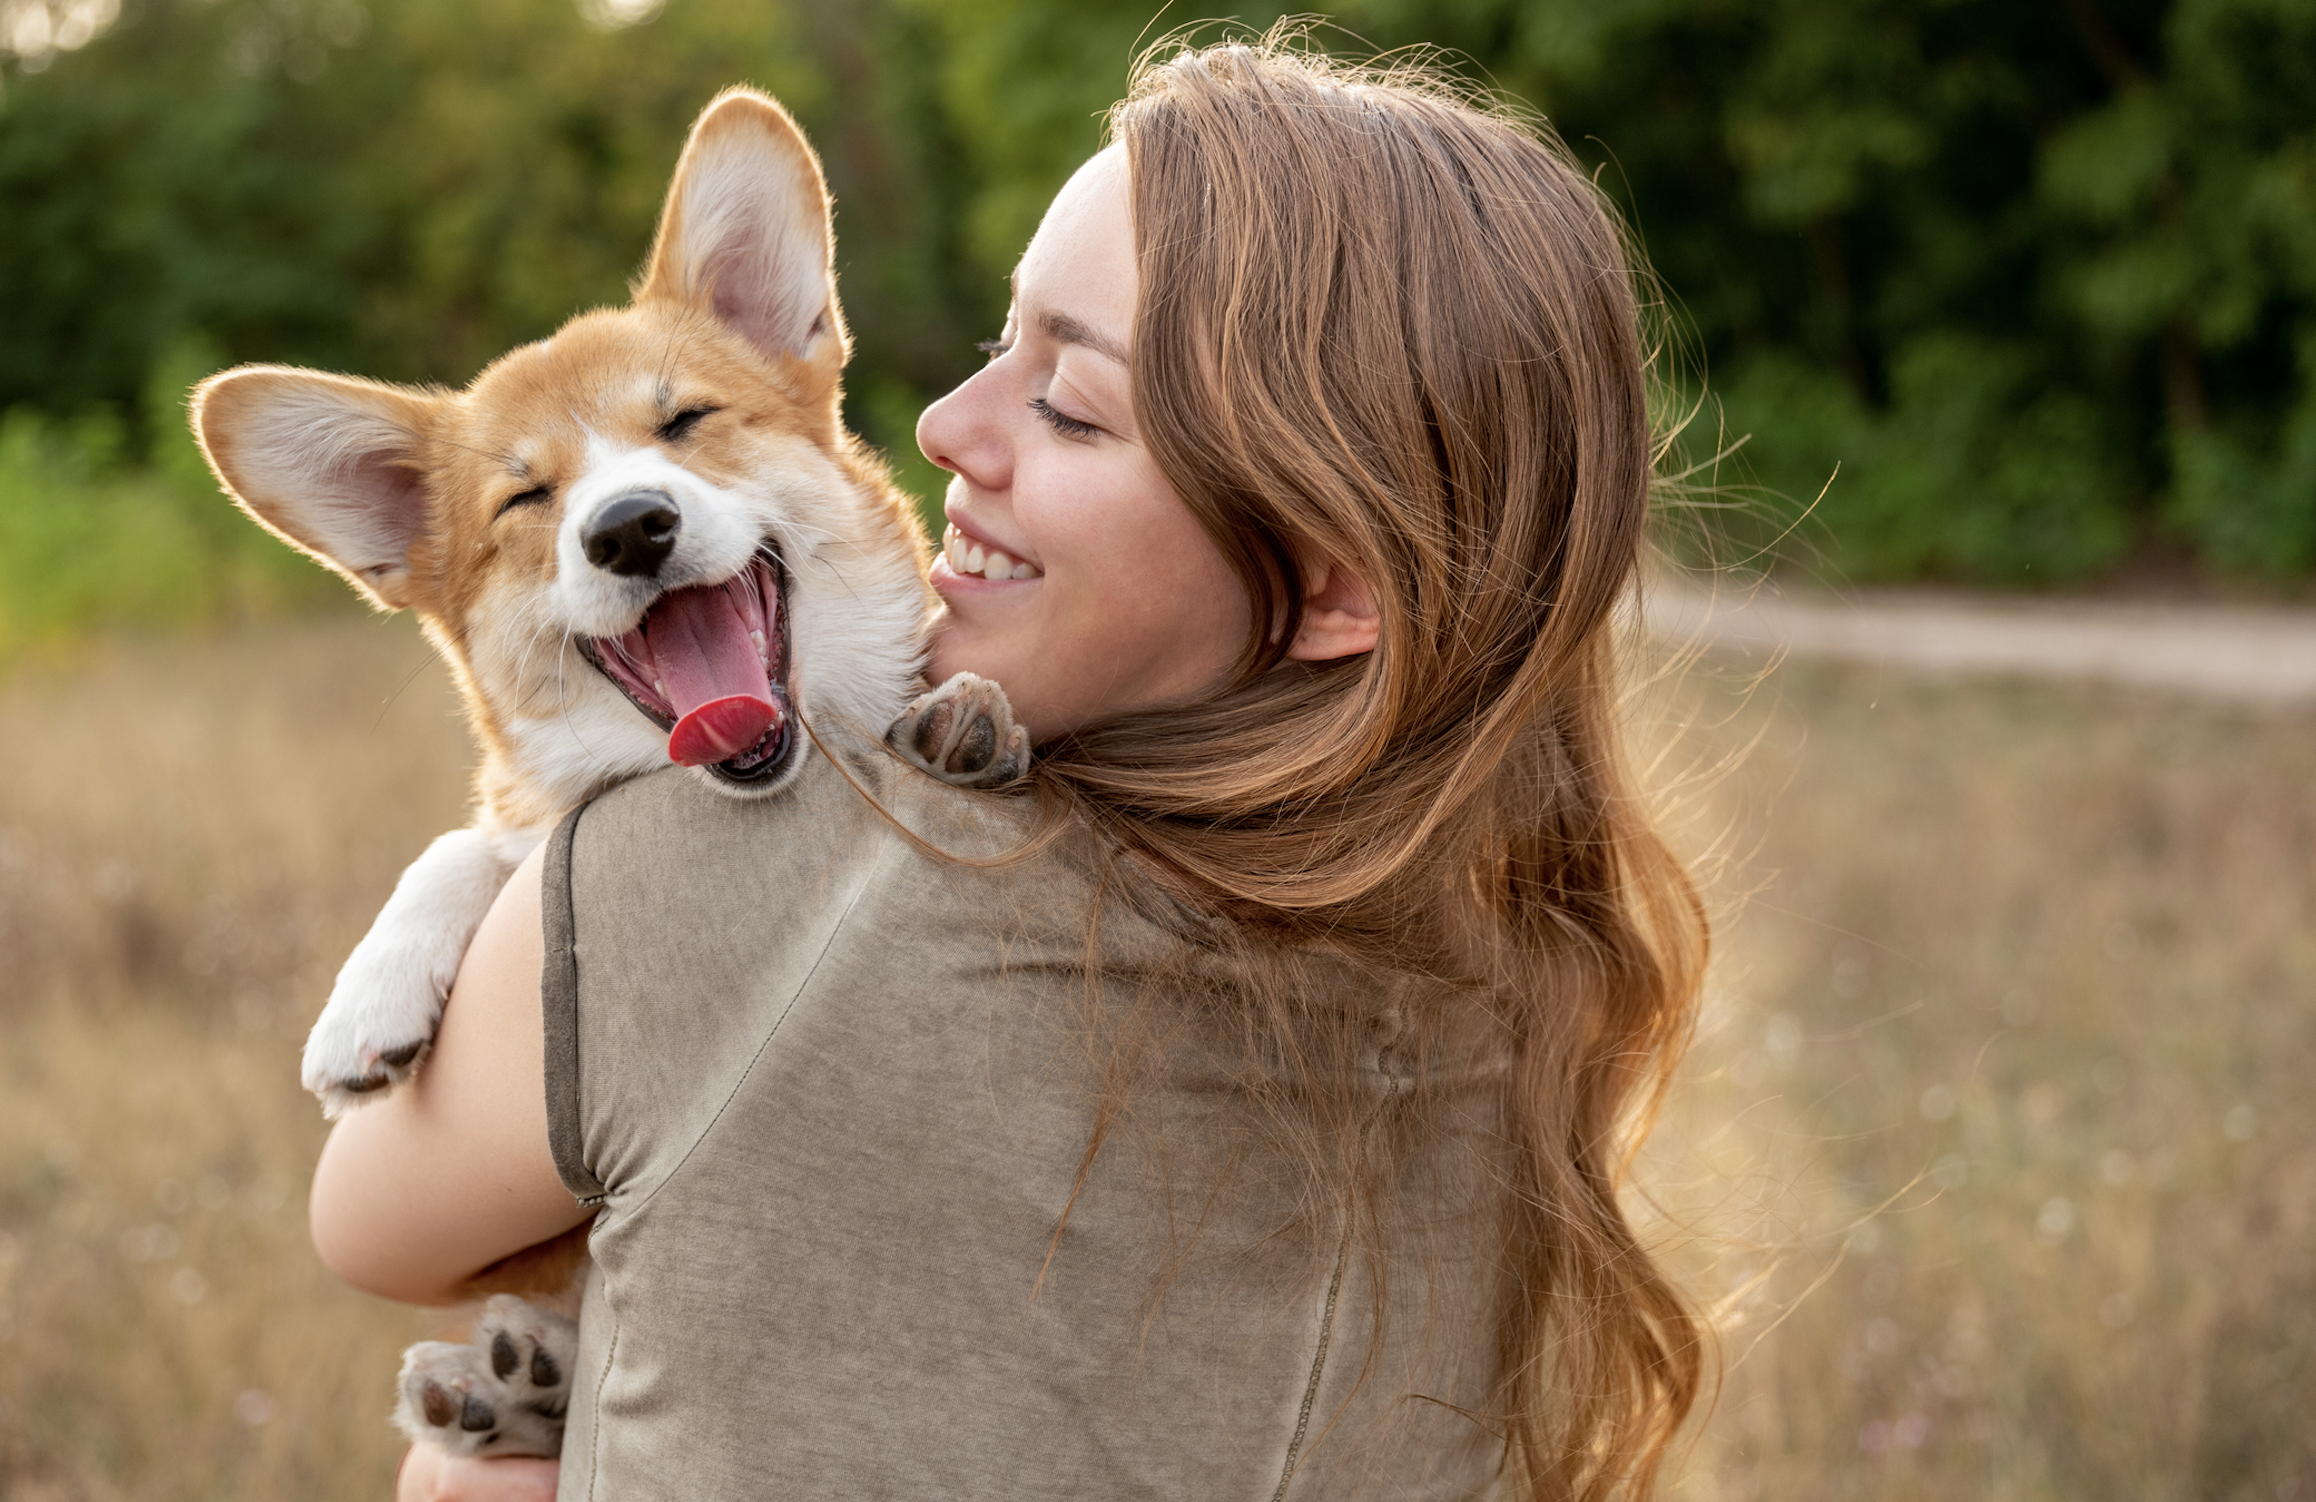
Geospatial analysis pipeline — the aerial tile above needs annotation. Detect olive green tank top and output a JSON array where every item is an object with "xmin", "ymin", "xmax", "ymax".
[{"xmin": 542, "ymin": 738, "xmax": 1513, "ymax": 1499}]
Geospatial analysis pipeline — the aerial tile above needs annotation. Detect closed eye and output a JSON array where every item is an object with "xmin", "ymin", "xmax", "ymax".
[
  {"xmin": 656, "ymin": 406, "xmax": 718, "ymax": 444},
  {"xmin": 1029, "ymin": 396, "xmax": 1100, "ymax": 441},
  {"xmin": 495, "ymin": 485, "xmax": 553, "ymax": 519}
]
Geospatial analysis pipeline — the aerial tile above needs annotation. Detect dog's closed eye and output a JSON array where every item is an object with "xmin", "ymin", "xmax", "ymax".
[
  {"xmin": 656, "ymin": 407, "xmax": 718, "ymax": 444},
  {"xmin": 495, "ymin": 486, "xmax": 554, "ymax": 519}
]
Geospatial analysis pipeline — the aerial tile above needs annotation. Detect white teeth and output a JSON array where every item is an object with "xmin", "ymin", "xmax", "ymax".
[
  {"xmin": 749, "ymin": 629, "xmax": 768, "ymax": 665},
  {"xmin": 653, "ymin": 679, "xmax": 667, "ymax": 699},
  {"xmin": 944, "ymin": 522, "xmax": 1039, "ymax": 580}
]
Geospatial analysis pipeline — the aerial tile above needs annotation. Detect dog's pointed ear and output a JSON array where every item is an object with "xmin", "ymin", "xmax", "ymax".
[
  {"xmin": 636, "ymin": 87, "xmax": 846, "ymax": 370},
  {"xmin": 192, "ymin": 366, "xmax": 442, "ymax": 611}
]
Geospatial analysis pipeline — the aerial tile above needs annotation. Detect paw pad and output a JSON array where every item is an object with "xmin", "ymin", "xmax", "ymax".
[
  {"xmin": 888, "ymin": 671, "xmax": 1031, "ymax": 787},
  {"xmin": 394, "ymin": 1295, "xmax": 578, "ymax": 1460}
]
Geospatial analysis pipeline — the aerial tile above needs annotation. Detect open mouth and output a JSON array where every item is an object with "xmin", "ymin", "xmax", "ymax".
[{"xmin": 578, "ymin": 547, "xmax": 795, "ymax": 786}]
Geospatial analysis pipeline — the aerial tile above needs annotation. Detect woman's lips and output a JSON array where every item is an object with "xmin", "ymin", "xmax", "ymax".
[{"xmin": 940, "ymin": 521, "xmax": 1042, "ymax": 582}]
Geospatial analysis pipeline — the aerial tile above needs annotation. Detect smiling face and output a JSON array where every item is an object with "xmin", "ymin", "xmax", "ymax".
[{"xmin": 916, "ymin": 146, "xmax": 1252, "ymax": 743}]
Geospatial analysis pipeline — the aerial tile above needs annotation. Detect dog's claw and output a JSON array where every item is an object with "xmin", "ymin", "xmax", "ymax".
[
  {"xmin": 396, "ymin": 1295, "xmax": 577, "ymax": 1460},
  {"xmin": 305, "ymin": 991, "xmax": 439, "ymax": 1116},
  {"xmin": 888, "ymin": 672, "xmax": 1031, "ymax": 787},
  {"xmin": 306, "ymin": 1020, "xmax": 437, "ymax": 1117}
]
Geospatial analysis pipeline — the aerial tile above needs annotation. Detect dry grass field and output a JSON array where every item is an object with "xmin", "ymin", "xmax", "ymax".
[
  {"xmin": 0, "ymin": 615, "xmax": 2309, "ymax": 1499},
  {"xmin": 0, "ymin": 617, "xmax": 462, "ymax": 1500},
  {"xmin": 1650, "ymin": 658, "xmax": 2315, "ymax": 1502}
]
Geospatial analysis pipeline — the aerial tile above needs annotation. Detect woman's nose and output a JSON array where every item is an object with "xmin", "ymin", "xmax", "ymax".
[{"xmin": 917, "ymin": 365, "xmax": 1010, "ymax": 495}]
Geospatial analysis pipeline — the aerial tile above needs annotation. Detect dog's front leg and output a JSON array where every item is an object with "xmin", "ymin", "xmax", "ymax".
[{"xmin": 303, "ymin": 822, "xmax": 546, "ymax": 1117}]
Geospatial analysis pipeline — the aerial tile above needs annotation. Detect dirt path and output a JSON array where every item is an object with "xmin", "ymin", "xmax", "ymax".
[{"xmin": 1645, "ymin": 578, "xmax": 2316, "ymax": 705}]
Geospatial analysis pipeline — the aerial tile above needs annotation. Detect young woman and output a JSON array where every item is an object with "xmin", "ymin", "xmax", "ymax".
[{"xmin": 316, "ymin": 38, "xmax": 1709, "ymax": 1502}]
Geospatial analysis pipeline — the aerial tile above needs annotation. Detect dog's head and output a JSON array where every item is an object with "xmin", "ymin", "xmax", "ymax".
[{"xmin": 193, "ymin": 89, "xmax": 931, "ymax": 821}]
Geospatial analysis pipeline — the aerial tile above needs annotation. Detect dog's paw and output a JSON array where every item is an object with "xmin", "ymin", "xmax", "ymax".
[
  {"xmin": 394, "ymin": 1295, "xmax": 578, "ymax": 1460},
  {"xmin": 888, "ymin": 671, "xmax": 1031, "ymax": 787},
  {"xmin": 302, "ymin": 944, "xmax": 444, "ymax": 1118},
  {"xmin": 302, "ymin": 824, "xmax": 519, "ymax": 1118}
]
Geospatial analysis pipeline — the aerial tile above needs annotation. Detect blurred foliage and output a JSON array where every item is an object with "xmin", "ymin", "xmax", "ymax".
[
  {"xmin": 0, "ymin": 0, "xmax": 2310, "ymax": 648},
  {"xmin": 0, "ymin": 334, "xmax": 341, "ymax": 657}
]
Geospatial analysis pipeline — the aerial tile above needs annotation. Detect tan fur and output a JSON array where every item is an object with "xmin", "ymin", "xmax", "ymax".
[{"xmin": 193, "ymin": 90, "xmax": 929, "ymax": 833}]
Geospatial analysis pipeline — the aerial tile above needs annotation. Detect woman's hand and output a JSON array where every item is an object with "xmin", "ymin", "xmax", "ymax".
[{"xmin": 397, "ymin": 1443, "xmax": 559, "ymax": 1502}]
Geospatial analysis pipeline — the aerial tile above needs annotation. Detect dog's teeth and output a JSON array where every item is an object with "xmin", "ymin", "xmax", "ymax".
[
  {"xmin": 965, "ymin": 542, "xmax": 986, "ymax": 574},
  {"xmin": 750, "ymin": 629, "xmax": 768, "ymax": 664},
  {"xmin": 982, "ymin": 551, "xmax": 1014, "ymax": 581},
  {"xmin": 654, "ymin": 679, "xmax": 667, "ymax": 699}
]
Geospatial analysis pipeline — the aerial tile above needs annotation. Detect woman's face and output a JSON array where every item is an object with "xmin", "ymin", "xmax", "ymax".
[{"xmin": 916, "ymin": 146, "xmax": 1251, "ymax": 743}]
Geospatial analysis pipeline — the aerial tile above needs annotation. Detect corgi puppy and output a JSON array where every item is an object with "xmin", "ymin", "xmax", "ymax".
[
  {"xmin": 195, "ymin": 87, "xmax": 1025, "ymax": 1120},
  {"xmin": 192, "ymin": 88, "xmax": 1026, "ymax": 1458}
]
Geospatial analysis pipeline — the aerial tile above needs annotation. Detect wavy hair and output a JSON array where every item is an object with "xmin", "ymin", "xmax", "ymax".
[{"xmin": 1024, "ymin": 34, "xmax": 1711, "ymax": 1500}]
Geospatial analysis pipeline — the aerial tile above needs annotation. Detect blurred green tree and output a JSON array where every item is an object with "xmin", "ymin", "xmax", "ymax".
[
  {"xmin": 1341, "ymin": 0, "xmax": 2316, "ymax": 579},
  {"xmin": 0, "ymin": 0, "xmax": 2310, "ymax": 622}
]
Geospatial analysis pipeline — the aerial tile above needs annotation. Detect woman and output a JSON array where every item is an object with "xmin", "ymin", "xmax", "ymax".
[{"xmin": 317, "ymin": 37, "xmax": 1708, "ymax": 1502}]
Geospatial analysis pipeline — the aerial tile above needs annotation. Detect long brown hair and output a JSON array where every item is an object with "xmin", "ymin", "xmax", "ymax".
[{"xmin": 1028, "ymin": 33, "xmax": 1711, "ymax": 1499}]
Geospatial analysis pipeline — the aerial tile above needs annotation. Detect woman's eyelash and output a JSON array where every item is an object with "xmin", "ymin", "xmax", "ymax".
[
  {"xmin": 1029, "ymin": 397, "xmax": 1099, "ymax": 439},
  {"xmin": 975, "ymin": 334, "xmax": 1094, "ymax": 436}
]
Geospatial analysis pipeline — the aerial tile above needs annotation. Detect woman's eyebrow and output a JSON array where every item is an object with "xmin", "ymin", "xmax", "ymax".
[{"xmin": 1037, "ymin": 309, "xmax": 1129, "ymax": 365}]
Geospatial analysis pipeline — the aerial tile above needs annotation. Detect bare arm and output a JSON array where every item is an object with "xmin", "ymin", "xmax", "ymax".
[
  {"xmin": 311, "ymin": 841, "xmax": 590, "ymax": 1304},
  {"xmin": 397, "ymin": 1444, "xmax": 558, "ymax": 1502}
]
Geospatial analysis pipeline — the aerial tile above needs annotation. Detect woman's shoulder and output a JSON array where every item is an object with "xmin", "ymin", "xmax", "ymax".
[
  {"xmin": 573, "ymin": 734, "xmax": 1024, "ymax": 861},
  {"xmin": 559, "ymin": 736, "xmax": 1094, "ymax": 938},
  {"xmin": 561, "ymin": 741, "xmax": 1396, "ymax": 1000}
]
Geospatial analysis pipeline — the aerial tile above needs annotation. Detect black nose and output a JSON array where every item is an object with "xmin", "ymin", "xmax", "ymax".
[{"xmin": 583, "ymin": 492, "xmax": 681, "ymax": 577}]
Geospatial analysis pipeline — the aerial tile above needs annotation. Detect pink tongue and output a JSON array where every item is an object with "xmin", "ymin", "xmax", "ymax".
[
  {"xmin": 668, "ymin": 696, "xmax": 780, "ymax": 767},
  {"xmin": 647, "ymin": 583, "xmax": 779, "ymax": 767}
]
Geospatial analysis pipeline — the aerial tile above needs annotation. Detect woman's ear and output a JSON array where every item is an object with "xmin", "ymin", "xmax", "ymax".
[{"xmin": 1284, "ymin": 553, "xmax": 1380, "ymax": 662}]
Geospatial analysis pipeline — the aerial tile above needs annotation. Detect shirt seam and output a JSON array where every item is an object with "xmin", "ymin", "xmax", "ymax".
[
  {"xmin": 583, "ymin": 1316, "xmax": 618, "ymax": 1502},
  {"xmin": 614, "ymin": 821, "xmax": 890, "ymax": 1227},
  {"xmin": 1271, "ymin": 1210, "xmax": 1354, "ymax": 1502},
  {"xmin": 1270, "ymin": 1007, "xmax": 1412, "ymax": 1500}
]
